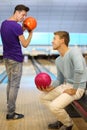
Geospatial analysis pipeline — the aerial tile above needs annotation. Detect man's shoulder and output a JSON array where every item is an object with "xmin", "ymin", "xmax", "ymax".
[
  {"xmin": 69, "ymin": 47, "xmax": 82, "ymax": 55},
  {"xmin": 1, "ymin": 20, "xmax": 20, "ymax": 27},
  {"xmin": 1, "ymin": 20, "xmax": 7, "ymax": 25},
  {"xmin": 70, "ymin": 46, "xmax": 81, "ymax": 52}
]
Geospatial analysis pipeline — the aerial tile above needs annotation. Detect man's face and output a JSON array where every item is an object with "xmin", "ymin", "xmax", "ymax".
[
  {"xmin": 16, "ymin": 10, "xmax": 27, "ymax": 22},
  {"xmin": 52, "ymin": 35, "xmax": 63, "ymax": 50}
]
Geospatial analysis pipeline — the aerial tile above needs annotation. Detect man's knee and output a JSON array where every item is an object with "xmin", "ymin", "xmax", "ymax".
[
  {"xmin": 49, "ymin": 102, "xmax": 61, "ymax": 113},
  {"xmin": 40, "ymin": 94, "xmax": 46, "ymax": 103}
]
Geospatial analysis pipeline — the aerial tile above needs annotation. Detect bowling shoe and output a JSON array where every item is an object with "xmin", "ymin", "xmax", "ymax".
[
  {"xmin": 48, "ymin": 121, "xmax": 73, "ymax": 130},
  {"xmin": 58, "ymin": 125, "xmax": 73, "ymax": 130},
  {"xmin": 6, "ymin": 112, "xmax": 24, "ymax": 120},
  {"xmin": 48, "ymin": 121, "xmax": 63, "ymax": 129}
]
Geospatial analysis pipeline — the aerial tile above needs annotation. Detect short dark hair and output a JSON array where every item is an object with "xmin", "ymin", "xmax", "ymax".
[
  {"xmin": 54, "ymin": 31, "xmax": 70, "ymax": 46},
  {"xmin": 14, "ymin": 4, "xmax": 30, "ymax": 13}
]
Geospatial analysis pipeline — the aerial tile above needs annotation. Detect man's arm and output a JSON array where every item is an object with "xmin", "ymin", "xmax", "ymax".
[
  {"xmin": 70, "ymin": 48, "xmax": 86, "ymax": 89},
  {"xmin": 19, "ymin": 31, "xmax": 33, "ymax": 48}
]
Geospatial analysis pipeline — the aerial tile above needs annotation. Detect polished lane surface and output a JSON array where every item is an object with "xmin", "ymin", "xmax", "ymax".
[{"xmin": 0, "ymin": 59, "xmax": 87, "ymax": 130}]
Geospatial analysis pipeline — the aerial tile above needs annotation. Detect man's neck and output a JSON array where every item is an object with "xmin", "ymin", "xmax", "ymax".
[
  {"xmin": 8, "ymin": 15, "xmax": 17, "ymax": 22},
  {"xmin": 58, "ymin": 45, "xmax": 69, "ymax": 57}
]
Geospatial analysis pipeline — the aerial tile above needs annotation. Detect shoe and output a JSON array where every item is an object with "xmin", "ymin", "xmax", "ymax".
[
  {"xmin": 6, "ymin": 112, "xmax": 24, "ymax": 120},
  {"xmin": 48, "ymin": 121, "xmax": 63, "ymax": 129},
  {"xmin": 58, "ymin": 125, "xmax": 73, "ymax": 130}
]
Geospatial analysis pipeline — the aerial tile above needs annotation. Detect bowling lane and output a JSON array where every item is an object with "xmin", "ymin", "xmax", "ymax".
[
  {"xmin": 0, "ymin": 58, "xmax": 87, "ymax": 130},
  {"xmin": 0, "ymin": 59, "xmax": 59, "ymax": 130},
  {"xmin": 21, "ymin": 59, "xmax": 36, "ymax": 85},
  {"xmin": 37, "ymin": 59, "xmax": 57, "ymax": 75},
  {"xmin": 0, "ymin": 61, "xmax": 5, "ymax": 73}
]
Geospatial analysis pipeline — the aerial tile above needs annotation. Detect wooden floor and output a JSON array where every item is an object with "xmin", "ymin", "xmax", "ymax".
[{"xmin": 0, "ymin": 60, "xmax": 87, "ymax": 130}]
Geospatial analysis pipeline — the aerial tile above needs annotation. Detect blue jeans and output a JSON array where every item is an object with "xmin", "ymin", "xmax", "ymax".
[{"xmin": 4, "ymin": 59, "xmax": 23, "ymax": 115}]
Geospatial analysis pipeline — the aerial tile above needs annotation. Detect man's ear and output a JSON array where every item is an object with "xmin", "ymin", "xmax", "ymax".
[{"xmin": 60, "ymin": 38, "xmax": 64, "ymax": 44}]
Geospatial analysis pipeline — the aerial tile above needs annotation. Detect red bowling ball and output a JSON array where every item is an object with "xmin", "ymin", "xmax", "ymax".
[
  {"xmin": 23, "ymin": 16, "xmax": 37, "ymax": 31},
  {"xmin": 35, "ymin": 72, "xmax": 51, "ymax": 90}
]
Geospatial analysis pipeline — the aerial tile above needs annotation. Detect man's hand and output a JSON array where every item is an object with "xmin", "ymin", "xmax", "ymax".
[
  {"xmin": 63, "ymin": 88, "xmax": 77, "ymax": 95},
  {"xmin": 38, "ymin": 85, "xmax": 54, "ymax": 92},
  {"xmin": 22, "ymin": 25, "xmax": 26, "ymax": 31}
]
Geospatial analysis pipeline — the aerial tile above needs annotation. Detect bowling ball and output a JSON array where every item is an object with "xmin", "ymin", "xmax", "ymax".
[
  {"xmin": 23, "ymin": 16, "xmax": 37, "ymax": 31},
  {"xmin": 34, "ymin": 72, "xmax": 51, "ymax": 90}
]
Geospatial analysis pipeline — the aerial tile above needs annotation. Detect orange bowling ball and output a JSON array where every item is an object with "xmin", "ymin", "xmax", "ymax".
[
  {"xmin": 34, "ymin": 72, "xmax": 51, "ymax": 90},
  {"xmin": 23, "ymin": 16, "xmax": 37, "ymax": 31}
]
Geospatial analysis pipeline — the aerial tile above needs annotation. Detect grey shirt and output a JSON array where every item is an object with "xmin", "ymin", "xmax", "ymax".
[{"xmin": 52, "ymin": 47, "xmax": 87, "ymax": 89}]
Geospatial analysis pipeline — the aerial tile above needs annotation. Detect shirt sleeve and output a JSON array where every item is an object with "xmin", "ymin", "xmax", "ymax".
[
  {"xmin": 51, "ymin": 58, "xmax": 64, "ymax": 87},
  {"xmin": 70, "ymin": 47, "xmax": 86, "ymax": 89},
  {"xmin": 14, "ymin": 23, "xmax": 23, "ymax": 36}
]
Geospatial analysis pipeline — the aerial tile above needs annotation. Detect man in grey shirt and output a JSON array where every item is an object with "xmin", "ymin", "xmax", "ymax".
[{"xmin": 40, "ymin": 31, "xmax": 87, "ymax": 130}]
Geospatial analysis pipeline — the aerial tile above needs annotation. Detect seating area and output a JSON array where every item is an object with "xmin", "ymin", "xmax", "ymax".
[{"xmin": 71, "ymin": 83, "xmax": 87, "ymax": 122}]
